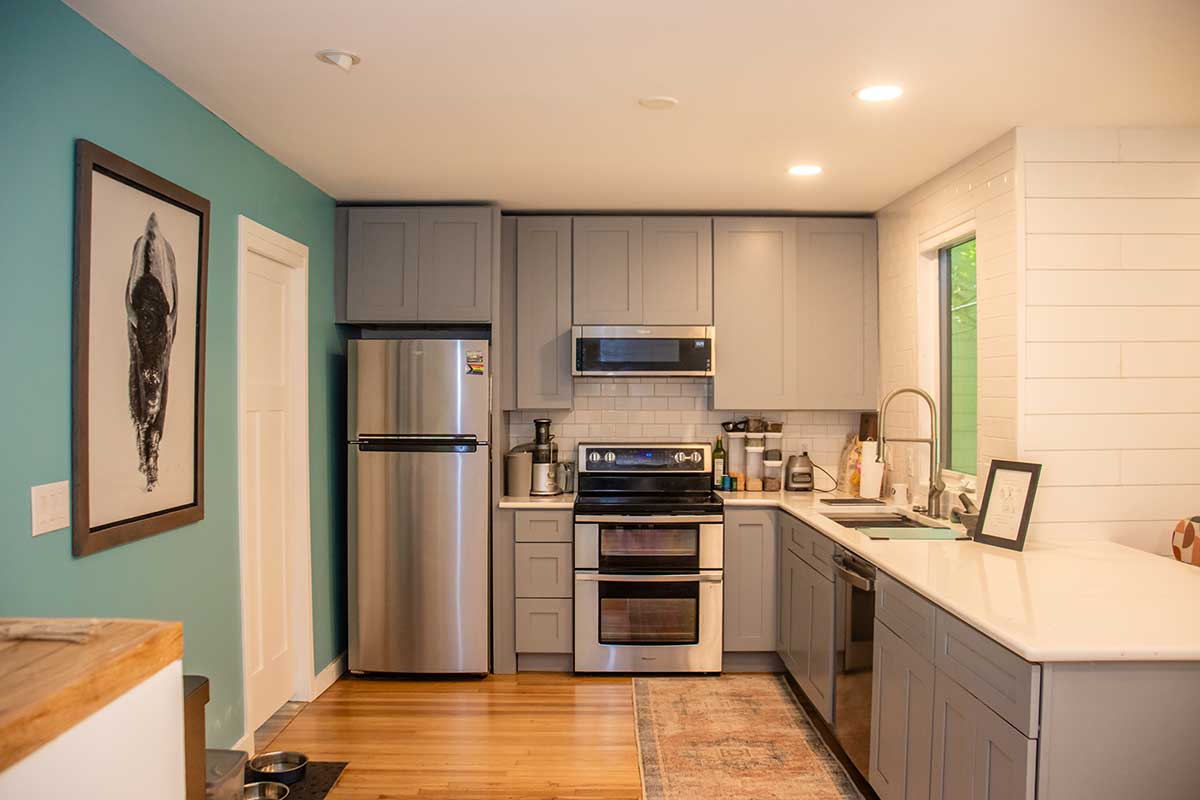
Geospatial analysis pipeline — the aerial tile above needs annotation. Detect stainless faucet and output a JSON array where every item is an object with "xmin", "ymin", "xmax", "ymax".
[{"xmin": 877, "ymin": 387, "xmax": 946, "ymax": 518}]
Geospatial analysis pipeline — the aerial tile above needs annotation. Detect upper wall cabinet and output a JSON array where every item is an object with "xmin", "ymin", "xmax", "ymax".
[
  {"xmin": 713, "ymin": 216, "xmax": 878, "ymax": 411},
  {"xmin": 341, "ymin": 206, "xmax": 493, "ymax": 323},
  {"xmin": 516, "ymin": 217, "xmax": 573, "ymax": 409},
  {"xmin": 642, "ymin": 218, "xmax": 713, "ymax": 325},
  {"xmin": 713, "ymin": 218, "xmax": 798, "ymax": 410},
  {"xmin": 572, "ymin": 217, "xmax": 714, "ymax": 326},
  {"xmin": 795, "ymin": 218, "xmax": 878, "ymax": 409},
  {"xmin": 572, "ymin": 217, "xmax": 643, "ymax": 325}
]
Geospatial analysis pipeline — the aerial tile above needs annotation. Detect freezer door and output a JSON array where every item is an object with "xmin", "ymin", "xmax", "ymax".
[
  {"xmin": 349, "ymin": 442, "xmax": 489, "ymax": 673},
  {"xmin": 349, "ymin": 338, "xmax": 489, "ymax": 437}
]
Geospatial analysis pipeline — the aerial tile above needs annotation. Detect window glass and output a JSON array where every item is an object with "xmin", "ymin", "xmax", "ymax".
[{"xmin": 942, "ymin": 238, "xmax": 977, "ymax": 475}]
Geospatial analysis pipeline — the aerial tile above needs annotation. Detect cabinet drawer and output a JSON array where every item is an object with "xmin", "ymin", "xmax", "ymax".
[
  {"xmin": 515, "ymin": 598, "xmax": 573, "ymax": 653},
  {"xmin": 515, "ymin": 510, "xmax": 572, "ymax": 542},
  {"xmin": 876, "ymin": 572, "xmax": 937, "ymax": 662},
  {"xmin": 515, "ymin": 543, "xmax": 573, "ymax": 598},
  {"xmin": 786, "ymin": 515, "xmax": 810, "ymax": 556},
  {"xmin": 803, "ymin": 524, "xmax": 836, "ymax": 581},
  {"xmin": 934, "ymin": 610, "xmax": 1041, "ymax": 738}
]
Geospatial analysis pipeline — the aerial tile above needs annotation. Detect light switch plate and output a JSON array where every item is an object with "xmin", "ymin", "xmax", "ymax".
[{"xmin": 31, "ymin": 481, "xmax": 70, "ymax": 536}]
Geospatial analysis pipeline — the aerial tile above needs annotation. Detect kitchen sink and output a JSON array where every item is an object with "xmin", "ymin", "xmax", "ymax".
[{"xmin": 821, "ymin": 513, "xmax": 949, "ymax": 530}]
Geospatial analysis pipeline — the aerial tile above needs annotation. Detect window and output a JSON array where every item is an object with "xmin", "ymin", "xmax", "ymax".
[{"xmin": 939, "ymin": 238, "xmax": 977, "ymax": 475}]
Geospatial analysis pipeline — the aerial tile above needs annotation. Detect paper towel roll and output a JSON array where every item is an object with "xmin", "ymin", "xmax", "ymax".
[{"xmin": 860, "ymin": 441, "xmax": 883, "ymax": 499}]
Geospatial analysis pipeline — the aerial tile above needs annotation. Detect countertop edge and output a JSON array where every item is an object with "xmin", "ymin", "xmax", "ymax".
[
  {"xmin": 499, "ymin": 494, "xmax": 576, "ymax": 510},
  {"xmin": 0, "ymin": 618, "xmax": 183, "ymax": 772}
]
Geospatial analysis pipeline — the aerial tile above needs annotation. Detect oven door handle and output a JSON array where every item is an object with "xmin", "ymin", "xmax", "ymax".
[
  {"xmin": 575, "ymin": 572, "xmax": 723, "ymax": 583},
  {"xmin": 574, "ymin": 515, "xmax": 724, "ymax": 524}
]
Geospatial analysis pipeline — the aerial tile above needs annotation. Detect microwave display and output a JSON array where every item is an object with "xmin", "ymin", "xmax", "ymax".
[{"xmin": 575, "ymin": 336, "xmax": 712, "ymax": 375}]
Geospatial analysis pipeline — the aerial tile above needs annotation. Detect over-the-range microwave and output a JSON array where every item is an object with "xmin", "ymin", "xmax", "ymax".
[{"xmin": 572, "ymin": 325, "xmax": 715, "ymax": 377}]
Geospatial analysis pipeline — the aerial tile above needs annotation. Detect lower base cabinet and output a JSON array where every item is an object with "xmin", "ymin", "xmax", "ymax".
[
  {"xmin": 931, "ymin": 671, "xmax": 1036, "ymax": 800},
  {"xmin": 870, "ymin": 619, "xmax": 935, "ymax": 800},
  {"xmin": 515, "ymin": 598, "xmax": 573, "ymax": 653},
  {"xmin": 777, "ymin": 529, "xmax": 835, "ymax": 724}
]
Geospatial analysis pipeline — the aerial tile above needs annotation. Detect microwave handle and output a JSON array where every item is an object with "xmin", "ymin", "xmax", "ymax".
[{"xmin": 575, "ymin": 572, "xmax": 722, "ymax": 583}]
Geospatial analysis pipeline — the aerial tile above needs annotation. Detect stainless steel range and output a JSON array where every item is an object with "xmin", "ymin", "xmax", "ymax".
[{"xmin": 573, "ymin": 443, "xmax": 724, "ymax": 673}]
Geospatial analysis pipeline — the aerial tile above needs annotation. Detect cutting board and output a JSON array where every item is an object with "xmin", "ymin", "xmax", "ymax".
[{"xmin": 861, "ymin": 527, "xmax": 968, "ymax": 541}]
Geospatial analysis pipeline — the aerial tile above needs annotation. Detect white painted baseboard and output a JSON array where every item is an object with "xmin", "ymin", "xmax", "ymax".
[{"xmin": 310, "ymin": 651, "xmax": 347, "ymax": 701}]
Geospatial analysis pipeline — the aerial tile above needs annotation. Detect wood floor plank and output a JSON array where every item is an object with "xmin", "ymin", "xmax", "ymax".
[{"xmin": 264, "ymin": 675, "xmax": 642, "ymax": 800}]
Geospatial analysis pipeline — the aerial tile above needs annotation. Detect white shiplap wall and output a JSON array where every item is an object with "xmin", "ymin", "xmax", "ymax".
[
  {"xmin": 875, "ymin": 131, "xmax": 1020, "ymax": 489},
  {"xmin": 508, "ymin": 377, "xmax": 860, "ymax": 477},
  {"xmin": 1018, "ymin": 127, "xmax": 1200, "ymax": 554}
]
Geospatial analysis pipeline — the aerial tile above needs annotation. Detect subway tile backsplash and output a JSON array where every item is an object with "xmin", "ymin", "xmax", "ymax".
[{"xmin": 507, "ymin": 377, "xmax": 861, "ymax": 472}]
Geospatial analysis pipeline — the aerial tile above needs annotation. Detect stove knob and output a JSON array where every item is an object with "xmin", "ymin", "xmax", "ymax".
[
  {"xmin": 674, "ymin": 451, "xmax": 686, "ymax": 464},
  {"xmin": 604, "ymin": 451, "xmax": 616, "ymax": 463},
  {"xmin": 689, "ymin": 451, "xmax": 702, "ymax": 463},
  {"xmin": 588, "ymin": 451, "xmax": 601, "ymax": 463}
]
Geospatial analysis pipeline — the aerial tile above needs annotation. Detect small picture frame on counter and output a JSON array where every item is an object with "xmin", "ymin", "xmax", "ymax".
[{"xmin": 973, "ymin": 460, "xmax": 1041, "ymax": 552}]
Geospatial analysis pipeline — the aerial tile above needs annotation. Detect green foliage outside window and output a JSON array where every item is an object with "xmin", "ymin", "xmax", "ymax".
[{"xmin": 946, "ymin": 239, "xmax": 977, "ymax": 475}]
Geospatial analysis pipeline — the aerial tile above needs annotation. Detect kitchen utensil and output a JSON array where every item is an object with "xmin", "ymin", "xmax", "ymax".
[
  {"xmin": 530, "ymin": 419, "xmax": 562, "ymax": 495},
  {"xmin": 505, "ymin": 451, "xmax": 532, "ymax": 497},
  {"xmin": 785, "ymin": 453, "xmax": 814, "ymax": 491},
  {"xmin": 859, "ymin": 441, "xmax": 883, "ymax": 499},
  {"xmin": 243, "ymin": 782, "xmax": 290, "ymax": 799},
  {"xmin": 246, "ymin": 752, "xmax": 308, "ymax": 786},
  {"xmin": 958, "ymin": 492, "xmax": 978, "ymax": 514},
  {"xmin": 557, "ymin": 461, "xmax": 576, "ymax": 493}
]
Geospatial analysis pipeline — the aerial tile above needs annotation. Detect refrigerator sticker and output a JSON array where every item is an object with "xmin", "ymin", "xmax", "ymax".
[{"xmin": 465, "ymin": 350, "xmax": 485, "ymax": 376}]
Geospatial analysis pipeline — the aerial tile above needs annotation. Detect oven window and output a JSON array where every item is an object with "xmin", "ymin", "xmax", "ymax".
[
  {"xmin": 598, "ymin": 580, "xmax": 700, "ymax": 645},
  {"xmin": 576, "ymin": 337, "xmax": 711, "ymax": 373},
  {"xmin": 599, "ymin": 525, "xmax": 699, "ymax": 572}
]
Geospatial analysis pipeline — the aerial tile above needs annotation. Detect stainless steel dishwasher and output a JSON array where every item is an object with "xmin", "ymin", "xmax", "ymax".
[{"xmin": 831, "ymin": 546, "xmax": 876, "ymax": 778}]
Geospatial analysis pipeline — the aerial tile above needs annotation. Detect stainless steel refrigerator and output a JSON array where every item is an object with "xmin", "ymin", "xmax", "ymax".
[{"xmin": 348, "ymin": 338, "xmax": 490, "ymax": 674}]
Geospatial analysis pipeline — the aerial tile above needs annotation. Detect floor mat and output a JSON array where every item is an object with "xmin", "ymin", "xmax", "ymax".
[
  {"xmin": 634, "ymin": 675, "xmax": 861, "ymax": 800},
  {"xmin": 245, "ymin": 761, "xmax": 347, "ymax": 800}
]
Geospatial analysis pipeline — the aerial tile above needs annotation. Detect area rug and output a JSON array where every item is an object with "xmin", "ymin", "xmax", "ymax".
[
  {"xmin": 634, "ymin": 675, "xmax": 861, "ymax": 800},
  {"xmin": 245, "ymin": 761, "xmax": 347, "ymax": 799}
]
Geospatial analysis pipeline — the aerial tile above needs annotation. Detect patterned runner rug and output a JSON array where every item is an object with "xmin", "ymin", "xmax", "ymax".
[{"xmin": 634, "ymin": 675, "xmax": 861, "ymax": 800}]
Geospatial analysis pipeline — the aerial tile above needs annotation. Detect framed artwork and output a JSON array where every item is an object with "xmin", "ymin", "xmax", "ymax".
[
  {"xmin": 973, "ymin": 460, "xmax": 1041, "ymax": 552},
  {"xmin": 72, "ymin": 140, "xmax": 209, "ymax": 557}
]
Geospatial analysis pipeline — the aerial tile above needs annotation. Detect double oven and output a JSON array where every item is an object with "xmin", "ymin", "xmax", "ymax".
[{"xmin": 572, "ymin": 443, "xmax": 724, "ymax": 673}]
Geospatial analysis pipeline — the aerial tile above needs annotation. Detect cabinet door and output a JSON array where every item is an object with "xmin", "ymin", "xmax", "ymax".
[
  {"xmin": 516, "ymin": 218, "xmax": 573, "ymax": 408},
  {"xmin": 345, "ymin": 207, "xmax": 420, "ymax": 322},
  {"xmin": 723, "ymin": 509, "xmax": 778, "ymax": 652},
  {"xmin": 931, "ymin": 671, "xmax": 1035, "ymax": 800},
  {"xmin": 787, "ymin": 550, "xmax": 813, "ymax": 695},
  {"xmin": 642, "ymin": 217, "xmax": 713, "ymax": 324},
  {"xmin": 417, "ymin": 207, "xmax": 492, "ymax": 322},
  {"xmin": 572, "ymin": 217, "xmax": 643, "ymax": 324},
  {"xmin": 795, "ymin": 218, "xmax": 878, "ymax": 409},
  {"xmin": 806, "ymin": 565, "xmax": 835, "ymax": 723},
  {"xmin": 713, "ymin": 218, "xmax": 798, "ymax": 409},
  {"xmin": 871, "ymin": 619, "xmax": 936, "ymax": 800},
  {"xmin": 776, "ymin": 523, "xmax": 792, "ymax": 660}
]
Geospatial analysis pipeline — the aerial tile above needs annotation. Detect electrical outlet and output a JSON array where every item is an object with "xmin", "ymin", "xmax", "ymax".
[{"xmin": 31, "ymin": 481, "xmax": 70, "ymax": 536}]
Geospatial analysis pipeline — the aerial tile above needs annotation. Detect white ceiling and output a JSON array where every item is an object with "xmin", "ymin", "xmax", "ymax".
[{"xmin": 68, "ymin": 0, "xmax": 1200, "ymax": 212}]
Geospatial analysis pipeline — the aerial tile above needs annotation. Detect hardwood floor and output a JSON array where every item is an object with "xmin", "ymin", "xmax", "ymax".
[{"xmin": 261, "ymin": 673, "xmax": 643, "ymax": 800}]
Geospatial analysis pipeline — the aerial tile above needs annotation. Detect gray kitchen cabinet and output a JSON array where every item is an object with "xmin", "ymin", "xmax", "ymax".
[
  {"xmin": 516, "ymin": 217, "xmax": 573, "ymax": 408},
  {"xmin": 776, "ymin": 517, "xmax": 793, "ymax": 658},
  {"xmin": 723, "ymin": 509, "xmax": 778, "ymax": 652},
  {"xmin": 344, "ymin": 206, "xmax": 493, "ymax": 323},
  {"xmin": 931, "ymin": 671, "xmax": 1035, "ymax": 800},
  {"xmin": 785, "ymin": 538, "xmax": 835, "ymax": 723},
  {"xmin": 713, "ymin": 218, "xmax": 799, "ymax": 409},
  {"xmin": 417, "ymin": 206, "xmax": 493, "ymax": 322},
  {"xmin": 794, "ymin": 218, "xmax": 879, "ymax": 409},
  {"xmin": 870, "ymin": 618, "xmax": 935, "ymax": 800},
  {"xmin": 515, "ymin": 543, "xmax": 573, "ymax": 598},
  {"xmin": 515, "ymin": 598, "xmax": 573, "ymax": 653},
  {"xmin": 345, "ymin": 207, "xmax": 420, "ymax": 322},
  {"xmin": 642, "ymin": 217, "xmax": 713, "ymax": 324},
  {"xmin": 572, "ymin": 217, "xmax": 643, "ymax": 324}
]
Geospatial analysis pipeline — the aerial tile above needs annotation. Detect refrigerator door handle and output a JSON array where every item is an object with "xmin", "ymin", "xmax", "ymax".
[{"xmin": 353, "ymin": 435, "xmax": 481, "ymax": 453}]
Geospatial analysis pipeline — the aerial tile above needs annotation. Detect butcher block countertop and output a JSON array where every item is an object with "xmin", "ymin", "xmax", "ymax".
[{"xmin": 0, "ymin": 618, "xmax": 182, "ymax": 772}]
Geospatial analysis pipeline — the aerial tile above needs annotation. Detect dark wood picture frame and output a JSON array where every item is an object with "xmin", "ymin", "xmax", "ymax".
[
  {"xmin": 72, "ymin": 140, "xmax": 209, "ymax": 557},
  {"xmin": 973, "ymin": 459, "xmax": 1041, "ymax": 552}
]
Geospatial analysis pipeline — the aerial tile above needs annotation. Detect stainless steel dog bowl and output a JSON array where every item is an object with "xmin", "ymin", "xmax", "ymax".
[
  {"xmin": 243, "ymin": 782, "xmax": 289, "ymax": 799},
  {"xmin": 246, "ymin": 751, "xmax": 308, "ymax": 785}
]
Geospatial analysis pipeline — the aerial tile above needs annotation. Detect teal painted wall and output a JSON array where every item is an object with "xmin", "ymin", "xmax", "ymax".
[{"xmin": 0, "ymin": 0, "xmax": 346, "ymax": 746}]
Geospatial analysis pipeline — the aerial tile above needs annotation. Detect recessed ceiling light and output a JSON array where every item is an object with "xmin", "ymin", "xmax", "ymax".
[
  {"xmin": 316, "ymin": 49, "xmax": 361, "ymax": 72},
  {"xmin": 787, "ymin": 164, "xmax": 823, "ymax": 176},
  {"xmin": 638, "ymin": 96, "xmax": 678, "ymax": 110},
  {"xmin": 855, "ymin": 85, "xmax": 903, "ymax": 102}
]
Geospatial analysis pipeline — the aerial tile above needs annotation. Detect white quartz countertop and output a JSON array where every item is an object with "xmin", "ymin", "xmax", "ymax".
[
  {"xmin": 718, "ymin": 490, "xmax": 1200, "ymax": 662},
  {"xmin": 499, "ymin": 493, "xmax": 576, "ymax": 509}
]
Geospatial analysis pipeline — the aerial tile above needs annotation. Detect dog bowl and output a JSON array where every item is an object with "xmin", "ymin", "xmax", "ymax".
[
  {"xmin": 246, "ymin": 751, "xmax": 308, "ymax": 785},
  {"xmin": 243, "ymin": 782, "xmax": 289, "ymax": 799}
]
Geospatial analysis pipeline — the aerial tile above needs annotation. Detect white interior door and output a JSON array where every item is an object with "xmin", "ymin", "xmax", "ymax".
[{"xmin": 238, "ymin": 217, "xmax": 313, "ymax": 736}]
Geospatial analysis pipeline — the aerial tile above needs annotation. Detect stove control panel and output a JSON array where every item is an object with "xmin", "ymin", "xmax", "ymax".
[{"xmin": 577, "ymin": 443, "xmax": 712, "ymax": 473}]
